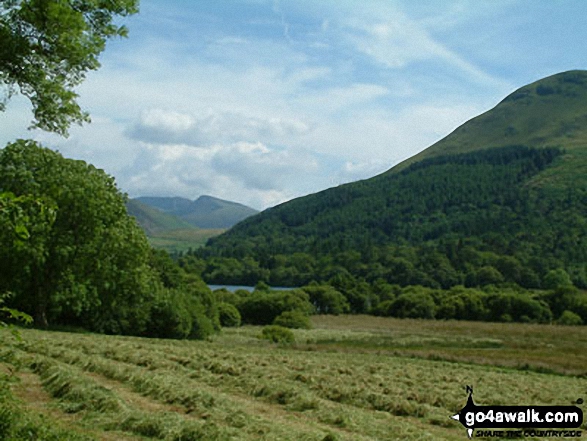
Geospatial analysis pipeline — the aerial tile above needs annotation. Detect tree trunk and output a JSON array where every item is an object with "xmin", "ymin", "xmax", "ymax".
[{"xmin": 35, "ymin": 303, "xmax": 49, "ymax": 329}]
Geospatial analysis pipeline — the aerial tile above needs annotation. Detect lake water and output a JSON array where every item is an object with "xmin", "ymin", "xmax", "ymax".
[{"xmin": 208, "ymin": 284, "xmax": 294, "ymax": 292}]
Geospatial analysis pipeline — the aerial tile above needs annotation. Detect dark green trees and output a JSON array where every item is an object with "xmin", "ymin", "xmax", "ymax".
[
  {"xmin": 0, "ymin": 140, "xmax": 152, "ymax": 330},
  {"xmin": 0, "ymin": 141, "xmax": 219, "ymax": 338}
]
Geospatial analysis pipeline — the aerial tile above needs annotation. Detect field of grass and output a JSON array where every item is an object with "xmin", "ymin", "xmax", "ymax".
[
  {"xmin": 147, "ymin": 228, "xmax": 225, "ymax": 253},
  {"xmin": 1, "ymin": 316, "xmax": 586, "ymax": 440}
]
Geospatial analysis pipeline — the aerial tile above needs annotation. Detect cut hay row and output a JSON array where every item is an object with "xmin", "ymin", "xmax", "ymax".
[{"xmin": 2, "ymin": 320, "xmax": 586, "ymax": 440}]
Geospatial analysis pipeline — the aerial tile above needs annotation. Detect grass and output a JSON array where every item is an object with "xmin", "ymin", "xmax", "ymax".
[
  {"xmin": 1, "ymin": 316, "xmax": 586, "ymax": 440},
  {"xmin": 146, "ymin": 228, "xmax": 225, "ymax": 253}
]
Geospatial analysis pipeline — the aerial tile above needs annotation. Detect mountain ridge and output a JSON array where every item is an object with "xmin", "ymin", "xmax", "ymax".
[{"xmin": 134, "ymin": 195, "xmax": 259, "ymax": 229}]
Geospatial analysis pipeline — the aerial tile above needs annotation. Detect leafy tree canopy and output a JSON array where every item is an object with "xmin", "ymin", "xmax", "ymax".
[
  {"xmin": 0, "ymin": 0, "xmax": 139, "ymax": 135},
  {"xmin": 0, "ymin": 140, "xmax": 152, "ymax": 330}
]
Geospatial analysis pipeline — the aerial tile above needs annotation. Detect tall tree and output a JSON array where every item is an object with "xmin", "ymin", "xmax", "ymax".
[
  {"xmin": 0, "ymin": 0, "xmax": 139, "ymax": 135},
  {"xmin": 0, "ymin": 140, "xmax": 154, "ymax": 330}
]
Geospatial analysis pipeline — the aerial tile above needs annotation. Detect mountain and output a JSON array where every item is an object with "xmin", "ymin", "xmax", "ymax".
[
  {"xmin": 126, "ymin": 199, "xmax": 194, "ymax": 235},
  {"xmin": 201, "ymin": 70, "xmax": 587, "ymax": 289},
  {"xmin": 135, "ymin": 195, "xmax": 259, "ymax": 229},
  {"xmin": 126, "ymin": 198, "xmax": 224, "ymax": 253}
]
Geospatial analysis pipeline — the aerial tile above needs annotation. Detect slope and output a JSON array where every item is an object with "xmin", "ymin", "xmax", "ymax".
[
  {"xmin": 135, "ymin": 195, "xmax": 259, "ymax": 229},
  {"xmin": 126, "ymin": 199, "xmax": 194, "ymax": 235},
  {"xmin": 126, "ymin": 199, "xmax": 224, "ymax": 253},
  {"xmin": 201, "ymin": 70, "xmax": 587, "ymax": 289}
]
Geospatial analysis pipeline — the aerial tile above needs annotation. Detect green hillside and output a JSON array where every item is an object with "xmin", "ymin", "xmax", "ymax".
[
  {"xmin": 126, "ymin": 199, "xmax": 194, "ymax": 235},
  {"xmin": 136, "ymin": 195, "xmax": 258, "ymax": 229},
  {"xmin": 393, "ymin": 70, "xmax": 587, "ymax": 189},
  {"xmin": 126, "ymin": 199, "xmax": 225, "ymax": 253},
  {"xmin": 200, "ymin": 70, "xmax": 587, "ymax": 291}
]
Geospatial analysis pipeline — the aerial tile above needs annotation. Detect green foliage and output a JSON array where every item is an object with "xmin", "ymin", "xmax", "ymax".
[
  {"xmin": 0, "ymin": 141, "xmax": 220, "ymax": 339},
  {"xmin": 557, "ymin": 310, "xmax": 583, "ymax": 326},
  {"xmin": 218, "ymin": 302, "xmax": 241, "ymax": 327},
  {"xmin": 260, "ymin": 325, "xmax": 295, "ymax": 344},
  {"xmin": 213, "ymin": 288, "xmax": 244, "ymax": 308},
  {"xmin": 484, "ymin": 290, "xmax": 552, "ymax": 323},
  {"xmin": 301, "ymin": 284, "xmax": 350, "ymax": 315},
  {"xmin": 388, "ymin": 288, "xmax": 437, "ymax": 319},
  {"xmin": 436, "ymin": 286, "xmax": 487, "ymax": 321},
  {"xmin": 543, "ymin": 268, "xmax": 573, "ymax": 290},
  {"xmin": 146, "ymin": 289, "xmax": 194, "ymax": 339},
  {"xmin": 543, "ymin": 285, "xmax": 582, "ymax": 318},
  {"xmin": 0, "ymin": 140, "xmax": 154, "ymax": 331},
  {"xmin": 239, "ymin": 290, "xmax": 313, "ymax": 325},
  {"xmin": 0, "ymin": 0, "xmax": 139, "ymax": 135},
  {"xmin": 273, "ymin": 310, "xmax": 311, "ymax": 329}
]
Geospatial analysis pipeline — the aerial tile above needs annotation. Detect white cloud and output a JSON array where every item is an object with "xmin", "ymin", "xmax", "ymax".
[
  {"xmin": 130, "ymin": 109, "xmax": 311, "ymax": 146},
  {"xmin": 118, "ymin": 140, "xmax": 320, "ymax": 209}
]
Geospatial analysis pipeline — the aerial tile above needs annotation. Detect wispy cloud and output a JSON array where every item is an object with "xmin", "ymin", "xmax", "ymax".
[{"xmin": 341, "ymin": 7, "xmax": 510, "ymax": 89}]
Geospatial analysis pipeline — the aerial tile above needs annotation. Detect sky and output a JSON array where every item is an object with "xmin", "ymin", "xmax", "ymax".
[{"xmin": 2, "ymin": 0, "xmax": 587, "ymax": 210}]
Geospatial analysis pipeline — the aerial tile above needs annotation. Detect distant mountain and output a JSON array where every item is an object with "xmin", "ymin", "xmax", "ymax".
[
  {"xmin": 134, "ymin": 195, "xmax": 259, "ymax": 229},
  {"xmin": 126, "ymin": 199, "xmax": 194, "ymax": 235},
  {"xmin": 201, "ymin": 70, "xmax": 587, "ymax": 289},
  {"xmin": 126, "ymin": 198, "xmax": 227, "ymax": 254}
]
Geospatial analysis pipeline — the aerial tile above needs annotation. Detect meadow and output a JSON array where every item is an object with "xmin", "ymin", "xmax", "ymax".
[{"xmin": 1, "ymin": 316, "xmax": 586, "ymax": 440}]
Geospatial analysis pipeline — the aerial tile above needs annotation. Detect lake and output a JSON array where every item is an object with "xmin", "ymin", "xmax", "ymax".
[{"xmin": 208, "ymin": 284, "xmax": 294, "ymax": 292}]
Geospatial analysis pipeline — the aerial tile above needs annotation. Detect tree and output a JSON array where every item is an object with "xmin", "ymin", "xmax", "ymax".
[
  {"xmin": 0, "ymin": 0, "xmax": 139, "ymax": 136},
  {"xmin": 0, "ymin": 140, "xmax": 153, "ymax": 331}
]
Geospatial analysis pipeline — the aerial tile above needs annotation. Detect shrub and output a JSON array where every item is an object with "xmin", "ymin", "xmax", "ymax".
[
  {"xmin": 371, "ymin": 300, "xmax": 394, "ymax": 317},
  {"xmin": 147, "ymin": 290, "xmax": 193, "ymax": 339},
  {"xmin": 557, "ymin": 310, "xmax": 583, "ymax": 326},
  {"xmin": 239, "ymin": 290, "xmax": 313, "ymax": 325},
  {"xmin": 145, "ymin": 287, "xmax": 217, "ymax": 340},
  {"xmin": 301, "ymin": 284, "xmax": 350, "ymax": 315},
  {"xmin": 388, "ymin": 289, "xmax": 436, "ymax": 319},
  {"xmin": 484, "ymin": 292, "xmax": 552, "ymax": 323},
  {"xmin": 213, "ymin": 289, "xmax": 243, "ymax": 308},
  {"xmin": 260, "ymin": 325, "xmax": 295, "ymax": 344},
  {"xmin": 273, "ymin": 310, "xmax": 311, "ymax": 329},
  {"xmin": 218, "ymin": 302, "xmax": 241, "ymax": 327},
  {"xmin": 436, "ymin": 286, "xmax": 487, "ymax": 321},
  {"xmin": 189, "ymin": 310, "xmax": 216, "ymax": 340}
]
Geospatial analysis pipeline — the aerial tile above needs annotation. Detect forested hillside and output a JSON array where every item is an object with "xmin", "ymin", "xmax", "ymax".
[{"xmin": 199, "ymin": 71, "xmax": 587, "ymax": 294}]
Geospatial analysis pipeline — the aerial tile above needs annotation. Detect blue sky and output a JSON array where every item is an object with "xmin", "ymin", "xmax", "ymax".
[{"xmin": 2, "ymin": 0, "xmax": 586, "ymax": 210}]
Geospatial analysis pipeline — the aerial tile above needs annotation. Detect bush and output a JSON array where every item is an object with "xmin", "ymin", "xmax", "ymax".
[
  {"xmin": 239, "ymin": 290, "xmax": 313, "ymax": 325},
  {"xmin": 388, "ymin": 289, "xmax": 436, "ymax": 319},
  {"xmin": 260, "ymin": 325, "xmax": 295, "ymax": 344},
  {"xmin": 436, "ymin": 286, "xmax": 487, "ymax": 321},
  {"xmin": 218, "ymin": 302, "xmax": 241, "ymax": 327},
  {"xmin": 484, "ymin": 291, "xmax": 552, "ymax": 323},
  {"xmin": 301, "ymin": 284, "xmax": 350, "ymax": 315},
  {"xmin": 273, "ymin": 310, "xmax": 311, "ymax": 329},
  {"xmin": 557, "ymin": 310, "xmax": 583, "ymax": 326},
  {"xmin": 371, "ymin": 299, "xmax": 394, "ymax": 317},
  {"xmin": 145, "ymin": 288, "xmax": 217, "ymax": 340},
  {"xmin": 188, "ymin": 310, "xmax": 216, "ymax": 340},
  {"xmin": 146, "ymin": 290, "xmax": 193, "ymax": 339}
]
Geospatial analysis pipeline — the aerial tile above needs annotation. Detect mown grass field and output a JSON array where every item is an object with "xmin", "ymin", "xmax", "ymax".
[{"xmin": 1, "ymin": 316, "xmax": 586, "ymax": 440}]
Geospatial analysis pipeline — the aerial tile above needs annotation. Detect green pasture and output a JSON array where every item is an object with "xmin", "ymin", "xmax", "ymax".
[{"xmin": 1, "ymin": 316, "xmax": 585, "ymax": 440}]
